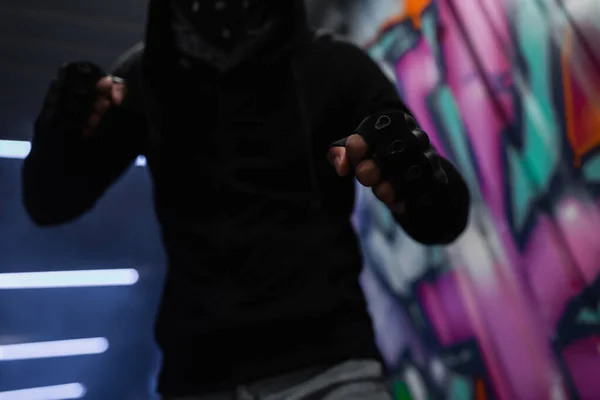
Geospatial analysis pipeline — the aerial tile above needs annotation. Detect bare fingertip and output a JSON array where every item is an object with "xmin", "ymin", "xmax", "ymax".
[
  {"xmin": 375, "ymin": 182, "xmax": 395, "ymax": 205},
  {"xmin": 346, "ymin": 134, "xmax": 361, "ymax": 147},
  {"xmin": 94, "ymin": 98, "xmax": 111, "ymax": 114}
]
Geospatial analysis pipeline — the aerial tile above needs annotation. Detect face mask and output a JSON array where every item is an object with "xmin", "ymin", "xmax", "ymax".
[{"xmin": 170, "ymin": 0, "xmax": 279, "ymax": 70}]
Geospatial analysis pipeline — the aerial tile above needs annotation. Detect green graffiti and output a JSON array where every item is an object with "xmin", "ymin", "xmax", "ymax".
[
  {"xmin": 507, "ymin": 0, "xmax": 562, "ymax": 233},
  {"xmin": 433, "ymin": 89, "xmax": 481, "ymax": 193},
  {"xmin": 369, "ymin": 32, "xmax": 396, "ymax": 60},
  {"xmin": 582, "ymin": 154, "xmax": 600, "ymax": 182},
  {"xmin": 448, "ymin": 375, "xmax": 473, "ymax": 400},
  {"xmin": 392, "ymin": 381, "xmax": 414, "ymax": 400},
  {"xmin": 420, "ymin": 6, "xmax": 439, "ymax": 55},
  {"xmin": 423, "ymin": 7, "xmax": 482, "ymax": 197},
  {"xmin": 576, "ymin": 305, "xmax": 600, "ymax": 325},
  {"xmin": 391, "ymin": 376, "xmax": 486, "ymax": 400}
]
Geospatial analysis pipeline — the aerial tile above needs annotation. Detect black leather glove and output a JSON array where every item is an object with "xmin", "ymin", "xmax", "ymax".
[
  {"xmin": 330, "ymin": 110, "xmax": 448, "ymax": 208},
  {"xmin": 35, "ymin": 61, "xmax": 105, "ymax": 138}
]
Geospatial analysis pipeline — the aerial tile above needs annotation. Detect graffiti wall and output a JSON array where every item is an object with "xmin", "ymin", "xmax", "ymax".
[{"xmin": 347, "ymin": 0, "xmax": 600, "ymax": 399}]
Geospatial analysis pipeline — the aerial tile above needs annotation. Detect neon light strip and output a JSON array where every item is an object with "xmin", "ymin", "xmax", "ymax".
[
  {"xmin": 0, "ymin": 338, "xmax": 108, "ymax": 361},
  {"xmin": 0, "ymin": 269, "xmax": 139, "ymax": 289},
  {"xmin": 0, "ymin": 140, "xmax": 30, "ymax": 159},
  {"xmin": 0, "ymin": 383, "xmax": 86, "ymax": 400},
  {"xmin": 0, "ymin": 139, "xmax": 146, "ymax": 166}
]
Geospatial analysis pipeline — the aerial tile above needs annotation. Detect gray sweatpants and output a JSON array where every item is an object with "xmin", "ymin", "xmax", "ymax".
[{"xmin": 163, "ymin": 359, "xmax": 392, "ymax": 400}]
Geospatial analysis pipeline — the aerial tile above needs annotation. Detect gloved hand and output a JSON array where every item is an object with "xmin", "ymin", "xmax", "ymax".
[
  {"xmin": 35, "ymin": 61, "xmax": 127, "ymax": 138},
  {"xmin": 327, "ymin": 110, "xmax": 448, "ymax": 214}
]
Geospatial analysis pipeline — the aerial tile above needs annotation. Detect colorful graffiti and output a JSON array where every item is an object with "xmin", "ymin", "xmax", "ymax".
[{"xmin": 348, "ymin": 0, "xmax": 600, "ymax": 399}]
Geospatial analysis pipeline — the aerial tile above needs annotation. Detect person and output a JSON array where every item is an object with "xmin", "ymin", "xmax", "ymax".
[{"xmin": 22, "ymin": 1, "xmax": 470, "ymax": 399}]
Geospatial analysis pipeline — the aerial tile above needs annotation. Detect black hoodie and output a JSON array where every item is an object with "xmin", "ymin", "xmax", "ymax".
[{"xmin": 22, "ymin": 0, "xmax": 470, "ymax": 396}]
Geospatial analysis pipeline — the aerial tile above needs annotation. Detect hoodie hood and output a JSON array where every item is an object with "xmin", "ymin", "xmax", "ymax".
[{"xmin": 144, "ymin": 0, "xmax": 310, "ymax": 74}]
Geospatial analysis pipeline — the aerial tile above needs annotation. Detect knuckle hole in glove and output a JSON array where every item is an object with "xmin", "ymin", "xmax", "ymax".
[
  {"xmin": 405, "ymin": 165, "xmax": 422, "ymax": 182},
  {"xmin": 387, "ymin": 140, "xmax": 405, "ymax": 155},
  {"xmin": 374, "ymin": 115, "xmax": 392, "ymax": 130}
]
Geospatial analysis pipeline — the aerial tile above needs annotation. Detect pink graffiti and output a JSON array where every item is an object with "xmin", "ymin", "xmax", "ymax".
[
  {"xmin": 366, "ymin": 0, "xmax": 600, "ymax": 396},
  {"xmin": 376, "ymin": 0, "xmax": 600, "ymax": 399},
  {"xmin": 390, "ymin": 2, "xmax": 562, "ymax": 398}
]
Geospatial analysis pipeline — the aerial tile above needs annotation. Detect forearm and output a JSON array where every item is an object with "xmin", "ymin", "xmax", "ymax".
[
  {"xmin": 23, "ymin": 126, "xmax": 87, "ymax": 225},
  {"xmin": 393, "ymin": 157, "xmax": 470, "ymax": 245},
  {"xmin": 22, "ymin": 60, "xmax": 145, "ymax": 226},
  {"xmin": 22, "ymin": 118, "xmax": 130, "ymax": 225}
]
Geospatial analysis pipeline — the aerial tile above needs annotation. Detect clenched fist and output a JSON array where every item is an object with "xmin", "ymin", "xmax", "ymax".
[
  {"xmin": 328, "ymin": 111, "xmax": 448, "ymax": 215},
  {"xmin": 84, "ymin": 75, "xmax": 126, "ymax": 136},
  {"xmin": 36, "ymin": 62, "xmax": 127, "ymax": 138}
]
